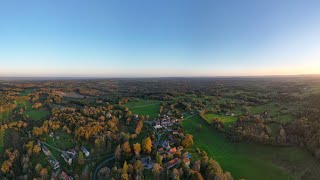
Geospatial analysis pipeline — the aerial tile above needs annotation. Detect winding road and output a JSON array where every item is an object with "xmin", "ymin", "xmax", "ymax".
[{"xmin": 93, "ymin": 154, "xmax": 115, "ymax": 180}]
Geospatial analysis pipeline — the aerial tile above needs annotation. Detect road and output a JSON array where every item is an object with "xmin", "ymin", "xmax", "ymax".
[{"xmin": 93, "ymin": 154, "xmax": 115, "ymax": 180}]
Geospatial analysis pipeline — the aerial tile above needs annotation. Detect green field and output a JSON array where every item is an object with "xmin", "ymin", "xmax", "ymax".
[
  {"xmin": 249, "ymin": 103, "xmax": 295, "ymax": 123},
  {"xmin": 183, "ymin": 115, "xmax": 320, "ymax": 180},
  {"xmin": 23, "ymin": 108, "xmax": 51, "ymax": 121},
  {"xmin": 125, "ymin": 99, "xmax": 161, "ymax": 118},
  {"xmin": 20, "ymin": 89, "xmax": 33, "ymax": 96},
  {"xmin": 44, "ymin": 131, "xmax": 76, "ymax": 150},
  {"xmin": 0, "ymin": 111, "xmax": 11, "ymax": 124},
  {"xmin": 204, "ymin": 113, "xmax": 237, "ymax": 127}
]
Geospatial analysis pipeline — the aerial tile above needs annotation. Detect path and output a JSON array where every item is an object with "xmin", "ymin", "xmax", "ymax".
[{"xmin": 93, "ymin": 154, "xmax": 115, "ymax": 180}]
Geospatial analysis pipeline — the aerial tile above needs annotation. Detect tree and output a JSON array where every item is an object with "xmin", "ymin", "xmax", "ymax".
[
  {"xmin": 171, "ymin": 168, "xmax": 180, "ymax": 180},
  {"xmin": 142, "ymin": 137, "xmax": 153, "ymax": 154},
  {"xmin": 197, "ymin": 124, "xmax": 202, "ymax": 132},
  {"xmin": 78, "ymin": 152, "xmax": 85, "ymax": 165},
  {"xmin": 134, "ymin": 160, "xmax": 143, "ymax": 176},
  {"xmin": 192, "ymin": 171, "xmax": 204, "ymax": 180},
  {"xmin": 32, "ymin": 145, "xmax": 41, "ymax": 155},
  {"xmin": 35, "ymin": 163, "xmax": 42, "ymax": 175},
  {"xmin": 115, "ymin": 145, "xmax": 122, "ymax": 161},
  {"xmin": 193, "ymin": 160, "xmax": 201, "ymax": 172},
  {"xmin": 123, "ymin": 161, "xmax": 128, "ymax": 174},
  {"xmin": 122, "ymin": 161, "xmax": 129, "ymax": 180},
  {"xmin": 182, "ymin": 134, "xmax": 194, "ymax": 148},
  {"xmin": 133, "ymin": 143, "xmax": 141, "ymax": 156},
  {"xmin": 40, "ymin": 168, "xmax": 48, "ymax": 178},
  {"xmin": 152, "ymin": 163, "xmax": 162, "ymax": 180},
  {"xmin": 122, "ymin": 141, "xmax": 132, "ymax": 156},
  {"xmin": 156, "ymin": 152, "xmax": 162, "ymax": 166}
]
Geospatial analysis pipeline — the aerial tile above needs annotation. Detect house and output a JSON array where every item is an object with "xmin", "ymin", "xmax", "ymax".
[
  {"xmin": 67, "ymin": 149, "xmax": 77, "ymax": 158},
  {"xmin": 141, "ymin": 157, "xmax": 154, "ymax": 170},
  {"xmin": 61, "ymin": 151, "xmax": 73, "ymax": 166},
  {"xmin": 81, "ymin": 146, "xmax": 90, "ymax": 157},
  {"xmin": 154, "ymin": 124, "xmax": 162, "ymax": 129},
  {"xmin": 132, "ymin": 114, "xmax": 139, "ymax": 120},
  {"xmin": 158, "ymin": 148, "xmax": 165, "ymax": 154},
  {"xmin": 60, "ymin": 171, "xmax": 72, "ymax": 180},
  {"xmin": 48, "ymin": 156, "xmax": 60, "ymax": 170},
  {"xmin": 184, "ymin": 152, "xmax": 192, "ymax": 159},
  {"xmin": 163, "ymin": 158, "xmax": 181, "ymax": 169},
  {"xmin": 41, "ymin": 145, "xmax": 51, "ymax": 156},
  {"xmin": 172, "ymin": 130, "xmax": 179, "ymax": 135},
  {"xmin": 183, "ymin": 158, "xmax": 191, "ymax": 166},
  {"xmin": 49, "ymin": 132, "xmax": 54, "ymax": 137},
  {"xmin": 162, "ymin": 141, "xmax": 170, "ymax": 150},
  {"xmin": 169, "ymin": 147, "xmax": 177, "ymax": 154},
  {"xmin": 106, "ymin": 113, "xmax": 112, "ymax": 119}
]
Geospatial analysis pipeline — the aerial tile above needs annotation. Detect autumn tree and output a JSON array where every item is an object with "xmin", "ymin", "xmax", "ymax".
[
  {"xmin": 182, "ymin": 134, "xmax": 194, "ymax": 148},
  {"xmin": 122, "ymin": 141, "xmax": 132, "ymax": 156},
  {"xmin": 142, "ymin": 137, "xmax": 153, "ymax": 154},
  {"xmin": 115, "ymin": 145, "xmax": 122, "ymax": 161},
  {"xmin": 134, "ymin": 160, "xmax": 143, "ymax": 176},
  {"xmin": 133, "ymin": 143, "xmax": 141, "ymax": 157},
  {"xmin": 152, "ymin": 163, "xmax": 162, "ymax": 180}
]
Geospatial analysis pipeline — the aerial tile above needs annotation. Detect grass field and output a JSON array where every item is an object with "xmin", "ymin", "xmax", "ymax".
[
  {"xmin": 23, "ymin": 108, "xmax": 51, "ymax": 121},
  {"xmin": 183, "ymin": 115, "xmax": 320, "ymax": 180},
  {"xmin": 22, "ymin": 102, "xmax": 51, "ymax": 121},
  {"xmin": 0, "ymin": 111, "xmax": 10, "ymax": 123},
  {"xmin": 19, "ymin": 89, "xmax": 33, "ymax": 96},
  {"xmin": 249, "ymin": 103, "xmax": 295, "ymax": 123},
  {"xmin": 204, "ymin": 113, "xmax": 237, "ymax": 128},
  {"xmin": 45, "ymin": 131, "xmax": 76, "ymax": 150},
  {"xmin": 125, "ymin": 99, "xmax": 161, "ymax": 118}
]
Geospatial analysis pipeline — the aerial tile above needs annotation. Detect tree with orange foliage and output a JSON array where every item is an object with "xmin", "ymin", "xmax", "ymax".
[
  {"xmin": 142, "ymin": 137, "xmax": 153, "ymax": 154},
  {"xmin": 122, "ymin": 141, "xmax": 132, "ymax": 156}
]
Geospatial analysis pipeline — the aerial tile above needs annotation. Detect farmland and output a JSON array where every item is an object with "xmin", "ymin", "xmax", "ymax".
[
  {"xmin": 183, "ymin": 115, "xmax": 320, "ymax": 180},
  {"xmin": 125, "ymin": 99, "xmax": 161, "ymax": 118}
]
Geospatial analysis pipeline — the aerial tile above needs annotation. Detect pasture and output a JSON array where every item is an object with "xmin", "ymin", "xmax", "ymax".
[
  {"xmin": 204, "ymin": 113, "xmax": 237, "ymax": 127},
  {"xmin": 125, "ymin": 99, "xmax": 161, "ymax": 118},
  {"xmin": 183, "ymin": 115, "xmax": 320, "ymax": 180}
]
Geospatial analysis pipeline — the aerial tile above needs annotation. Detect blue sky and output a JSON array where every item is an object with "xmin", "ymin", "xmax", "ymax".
[{"xmin": 0, "ymin": 0, "xmax": 319, "ymax": 77}]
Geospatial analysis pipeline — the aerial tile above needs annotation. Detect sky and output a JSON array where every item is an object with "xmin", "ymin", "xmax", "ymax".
[{"xmin": 0, "ymin": 0, "xmax": 320, "ymax": 77}]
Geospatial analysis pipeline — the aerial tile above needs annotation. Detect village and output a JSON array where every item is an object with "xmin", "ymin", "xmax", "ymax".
[{"xmin": 35, "ymin": 111, "xmax": 195, "ymax": 179}]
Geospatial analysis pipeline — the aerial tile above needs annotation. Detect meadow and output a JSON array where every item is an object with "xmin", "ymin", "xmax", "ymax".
[
  {"xmin": 22, "ymin": 102, "xmax": 51, "ymax": 121},
  {"xmin": 183, "ymin": 115, "xmax": 320, "ymax": 180},
  {"xmin": 125, "ymin": 99, "xmax": 161, "ymax": 118},
  {"xmin": 204, "ymin": 113, "xmax": 237, "ymax": 128}
]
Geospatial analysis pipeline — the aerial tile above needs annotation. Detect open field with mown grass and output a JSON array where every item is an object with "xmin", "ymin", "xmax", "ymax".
[
  {"xmin": 204, "ymin": 113, "xmax": 237, "ymax": 127},
  {"xmin": 125, "ymin": 99, "xmax": 161, "ymax": 118},
  {"xmin": 183, "ymin": 114, "xmax": 320, "ymax": 180}
]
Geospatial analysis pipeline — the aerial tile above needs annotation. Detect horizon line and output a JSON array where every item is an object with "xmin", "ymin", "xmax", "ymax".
[{"xmin": 0, "ymin": 74, "xmax": 320, "ymax": 81}]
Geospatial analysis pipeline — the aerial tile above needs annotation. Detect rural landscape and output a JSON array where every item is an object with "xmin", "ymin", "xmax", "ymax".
[
  {"xmin": 1, "ymin": 0, "xmax": 320, "ymax": 179},
  {"xmin": 1, "ymin": 77, "xmax": 320, "ymax": 179}
]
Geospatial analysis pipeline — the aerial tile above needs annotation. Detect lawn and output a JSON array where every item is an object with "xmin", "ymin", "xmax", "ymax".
[
  {"xmin": 23, "ymin": 108, "xmax": 51, "ymax": 121},
  {"xmin": 183, "ymin": 115, "xmax": 320, "ymax": 180},
  {"xmin": 204, "ymin": 113, "xmax": 237, "ymax": 127},
  {"xmin": 125, "ymin": 99, "xmax": 161, "ymax": 119},
  {"xmin": 44, "ymin": 131, "xmax": 76, "ymax": 150}
]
